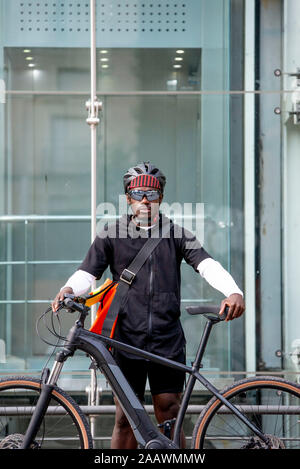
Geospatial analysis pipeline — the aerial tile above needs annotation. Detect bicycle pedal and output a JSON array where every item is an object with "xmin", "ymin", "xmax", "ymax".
[{"xmin": 157, "ymin": 418, "xmax": 176, "ymax": 439}]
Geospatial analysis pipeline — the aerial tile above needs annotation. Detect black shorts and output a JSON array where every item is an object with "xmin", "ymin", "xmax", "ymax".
[{"xmin": 113, "ymin": 350, "xmax": 186, "ymax": 402}]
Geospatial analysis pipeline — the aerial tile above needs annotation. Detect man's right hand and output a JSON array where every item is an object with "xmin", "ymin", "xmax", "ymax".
[{"xmin": 52, "ymin": 287, "xmax": 74, "ymax": 312}]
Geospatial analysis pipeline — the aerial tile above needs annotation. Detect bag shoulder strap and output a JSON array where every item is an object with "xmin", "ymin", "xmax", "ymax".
[{"xmin": 101, "ymin": 220, "xmax": 170, "ymax": 337}]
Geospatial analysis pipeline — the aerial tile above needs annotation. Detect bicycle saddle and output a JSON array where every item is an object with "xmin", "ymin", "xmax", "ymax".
[{"xmin": 185, "ymin": 305, "xmax": 227, "ymax": 322}]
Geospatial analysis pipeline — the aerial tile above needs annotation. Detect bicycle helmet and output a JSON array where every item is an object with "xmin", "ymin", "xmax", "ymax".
[{"xmin": 123, "ymin": 161, "xmax": 166, "ymax": 194}]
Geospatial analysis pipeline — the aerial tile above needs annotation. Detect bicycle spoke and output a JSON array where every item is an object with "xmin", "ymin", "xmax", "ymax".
[
  {"xmin": 0, "ymin": 378, "xmax": 92, "ymax": 449},
  {"xmin": 201, "ymin": 414, "xmax": 251, "ymax": 445},
  {"xmin": 193, "ymin": 378, "xmax": 300, "ymax": 449}
]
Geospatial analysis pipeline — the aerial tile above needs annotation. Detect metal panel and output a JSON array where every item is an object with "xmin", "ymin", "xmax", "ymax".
[
  {"xmin": 282, "ymin": 0, "xmax": 300, "ymax": 374},
  {"xmin": 257, "ymin": 0, "xmax": 282, "ymax": 370},
  {"xmin": 3, "ymin": 0, "xmax": 202, "ymax": 48},
  {"xmin": 244, "ymin": 0, "xmax": 256, "ymax": 374}
]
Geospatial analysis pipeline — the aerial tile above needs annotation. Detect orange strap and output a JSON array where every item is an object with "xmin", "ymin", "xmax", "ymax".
[{"xmin": 88, "ymin": 279, "xmax": 118, "ymax": 337}]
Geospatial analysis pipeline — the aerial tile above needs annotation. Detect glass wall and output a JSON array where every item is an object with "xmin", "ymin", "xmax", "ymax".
[
  {"xmin": 2, "ymin": 0, "xmax": 300, "ymax": 449},
  {"xmin": 0, "ymin": 0, "xmax": 244, "ymax": 392}
]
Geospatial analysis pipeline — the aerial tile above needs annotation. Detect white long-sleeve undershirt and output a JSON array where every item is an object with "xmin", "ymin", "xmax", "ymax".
[
  {"xmin": 62, "ymin": 258, "xmax": 243, "ymax": 298},
  {"xmin": 196, "ymin": 258, "xmax": 243, "ymax": 298},
  {"xmin": 61, "ymin": 269, "xmax": 96, "ymax": 296}
]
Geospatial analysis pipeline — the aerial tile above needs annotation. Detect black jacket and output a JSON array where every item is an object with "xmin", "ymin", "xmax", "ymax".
[{"xmin": 79, "ymin": 213, "xmax": 211, "ymax": 358}]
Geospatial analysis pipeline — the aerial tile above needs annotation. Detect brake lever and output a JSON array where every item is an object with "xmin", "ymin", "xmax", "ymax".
[{"xmin": 53, "ymin": 303, "xmax": 65, "ymax": 315}]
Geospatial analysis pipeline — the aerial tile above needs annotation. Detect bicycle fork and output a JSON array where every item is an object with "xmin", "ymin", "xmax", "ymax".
[{"xmin": 21, "ymin": 358, "xmax": 67, "ymax": 448}]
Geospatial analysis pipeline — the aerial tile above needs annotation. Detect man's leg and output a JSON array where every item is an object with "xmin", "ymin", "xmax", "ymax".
[
  {"xmin": 111, "ymin": 396, "xmax": 138, "ymax": 449},
  {"xmin": 152, "ymin": 393, "xmax": 186, "ymax": 448},
  {"xmin": 110, "ymin": 353, "xmax": 147, "ymax": 449}
]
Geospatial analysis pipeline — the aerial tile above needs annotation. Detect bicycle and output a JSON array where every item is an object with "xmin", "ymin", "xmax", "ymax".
[{"xmin": 0, "ymin": 295, "xmax": 300, "ymax": 450}]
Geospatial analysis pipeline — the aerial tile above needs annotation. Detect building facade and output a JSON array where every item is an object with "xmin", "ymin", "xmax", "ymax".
[{"xmin": 0, "ymin": 0, "xmax": 300, "ymax": 447}]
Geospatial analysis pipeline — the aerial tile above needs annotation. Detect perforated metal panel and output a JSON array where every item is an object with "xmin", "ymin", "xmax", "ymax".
[
  {"xmin": 3, "ymin": 0, "xmax": 202, "ymax": 47},
  {"xmin": 18, "ymin": 1, "xmax": 90, "ymax": 35},
  {"xmin": 97, "ymin": 1, "xmax": 188, "ymax": 34}
]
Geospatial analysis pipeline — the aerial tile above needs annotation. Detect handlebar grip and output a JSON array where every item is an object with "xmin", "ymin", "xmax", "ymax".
[
  {"xmin": 63, "ymin": 296, "xmax": 89, "ymax": 314},
  {"xmin": 63, "ymin": 297, "xmax": 75, "ymax": 308}
]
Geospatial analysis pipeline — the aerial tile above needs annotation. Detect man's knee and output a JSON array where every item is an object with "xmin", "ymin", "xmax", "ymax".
[{"xmin": 152, "ymin": 393, "xmax": 181, "ymax": 421}]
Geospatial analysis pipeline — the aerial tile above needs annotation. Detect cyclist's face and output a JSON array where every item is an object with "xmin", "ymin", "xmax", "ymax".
[{"xmin": 126, "ymin": 186, "xmax": 163, "ymax": 222}]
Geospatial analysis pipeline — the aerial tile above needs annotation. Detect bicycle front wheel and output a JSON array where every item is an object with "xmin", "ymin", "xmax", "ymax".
[
  {"xmin": 0, "ymin": 376, "xmax": 93, "ymax": 449},
  {"xmin": 192, "ymin": 376, "xmax": 300, "ymax": 449}
]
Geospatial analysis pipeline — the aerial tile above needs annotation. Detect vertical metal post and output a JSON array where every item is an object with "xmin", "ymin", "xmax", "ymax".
[
  {"xmin": 24, "ymin": 220, "xmax": 29, "ymax": 357},
  {"xmin": 86, "ymin": 0, "xmax": 101, "ymax": 300},
  {"xmin": 5, "ymin": 75, "xmax": 13, "ymax": 358},
  {"xmin": 89, "ymin": 0, "xmax": 97, "ymax": 254},
  {"xmin": 244, "ymin": 0, "xmax": 256, "ymax": 375},
  {"xmin": 86, "ymin": 0, "xmax": 102, "ymax": 443},
  {"xmin": 86, "ymin": 0, "xmax": 102, "ymax": 321}
]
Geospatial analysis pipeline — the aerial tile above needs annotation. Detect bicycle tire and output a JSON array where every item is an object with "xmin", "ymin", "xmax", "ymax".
[
  {"xmin": 191, "ymin": 376, "xmax": 300, "ymax": 449},
  {"xmin": 0, "ymin": 376, "xmax": 93, "ymax": 449}
]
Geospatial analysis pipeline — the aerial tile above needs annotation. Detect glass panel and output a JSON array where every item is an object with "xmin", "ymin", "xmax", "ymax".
[
  {"xmin": 3, "ymin": 95, "xmax": 93, "ymax": 216},
  {"xmin": 2, "ymin": 0, "xmax": 232, "ymax": 91},
  {"xmin": 6, "ymin": 47, "xmax": 204, "ymax": 93},
  {"xmin": 27, "ymin": 220, "xmax": 91, "ymax": 261}
]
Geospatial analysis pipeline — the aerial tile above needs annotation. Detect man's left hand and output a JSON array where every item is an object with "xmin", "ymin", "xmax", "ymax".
[{"xmin": 219, "ymin": 293, "xmax": 245, "ymax": 321}]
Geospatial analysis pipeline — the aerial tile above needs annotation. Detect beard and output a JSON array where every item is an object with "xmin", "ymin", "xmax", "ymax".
[{"xmin": 132, "ymin": 203, "xmax": 159, "ymax": 225}]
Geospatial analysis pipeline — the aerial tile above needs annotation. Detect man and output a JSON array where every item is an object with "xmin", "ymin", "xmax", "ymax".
[{"xmin": 52, "ymin": 161, "xmax": 245, "ymax": 449}]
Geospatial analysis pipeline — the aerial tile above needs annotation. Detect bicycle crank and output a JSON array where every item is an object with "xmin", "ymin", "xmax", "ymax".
[
  {"xmin": 241, "ymin": 434, "xmax": 285, "ymax": 449},
  {"xmin": 0, "ymin": 434, "xmax": 40, "ymax": 449}
]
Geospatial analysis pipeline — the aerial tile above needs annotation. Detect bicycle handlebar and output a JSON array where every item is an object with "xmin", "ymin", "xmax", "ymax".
[
  {"xmin": 59, "ymin": 294, "xmax": 228, "ymax": 323},
  {"xmin": 58, "ymin": 293, "xmax": 90, "ymax": 315}
]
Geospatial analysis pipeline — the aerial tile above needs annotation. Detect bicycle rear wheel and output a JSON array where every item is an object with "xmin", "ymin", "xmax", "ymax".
[
  {"xmin": 0, "ymin": 376, "xmax": 93, "ymax": 449},
  {"xmin": 192, "ymin": 376, "xmax": 300, "ymax": 449}
]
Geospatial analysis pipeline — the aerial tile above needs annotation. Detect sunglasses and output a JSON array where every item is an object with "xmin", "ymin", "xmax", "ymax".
[{"xmin": 128, "ymin": 189, "xmax": 161, "ymax": 202}]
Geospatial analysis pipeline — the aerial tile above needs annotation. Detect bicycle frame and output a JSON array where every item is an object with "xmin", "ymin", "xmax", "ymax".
[{"xmin": 22, "ymin": 313, "xmax": 270, "ymax": 449}]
